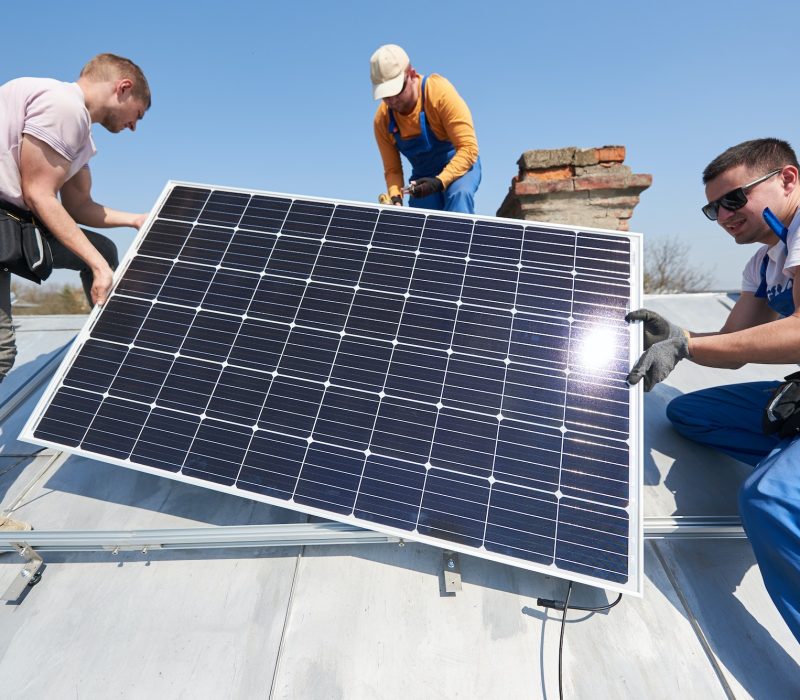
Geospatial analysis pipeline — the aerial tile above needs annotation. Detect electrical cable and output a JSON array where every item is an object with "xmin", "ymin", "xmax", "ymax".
[
  {"xmin": 0, "ymin": 448, "xmax": 45, "ymax": 478},
  {"xmin": 536, "ymin": 582, "xmax": 624, "ymax": 699},
  {"xmin": 565, "ymin": 593, "xmax": 623, "ymax": 613},
  {"xmin": 558, "ymin": 581, "xmax": 573, "ymax": 700}
]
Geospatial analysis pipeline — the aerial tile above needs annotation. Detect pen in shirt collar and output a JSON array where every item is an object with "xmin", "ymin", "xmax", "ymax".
[{"xmin": 763, "ymin": 207, "xmax": 789, "ymax": 244}]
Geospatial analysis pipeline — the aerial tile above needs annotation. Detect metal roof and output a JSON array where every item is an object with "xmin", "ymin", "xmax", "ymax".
[{"xmin": 1, "ymin": 296, "xmax": 798, "ymax": 698}]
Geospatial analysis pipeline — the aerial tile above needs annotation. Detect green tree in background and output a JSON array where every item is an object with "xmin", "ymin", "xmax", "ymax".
[
  {"xmin": 644, "ymin": 237, "xmax": 713, "ymax": 294},
  {"xmin": 11, "ymin": 281, "xmax": 90, "ymax": 315}
]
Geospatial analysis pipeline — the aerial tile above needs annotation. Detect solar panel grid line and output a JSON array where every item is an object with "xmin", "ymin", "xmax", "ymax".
[
  {"xmin": 247, "ymin": 205, "xmax": 596, "ymax": 516},
  {"xmin": 575, "ymin": 247, "xmax": 632, "ymax": 266},
  {"xmin": 148, "ymin": 213, "xmax": 260, "ymax": 434},
  {"xmin": 189, "ymin": 213, "xmax": 494, "ymax": 308},
  {"xmin": 86, "ymin": 302, "xmax": 620, "ymax": 446},
  {"xmin": 559, "ymin": 542, "xmax": 628, "ymax": 575},
  {"xmin": 110, "ymin": 191, "xmax": 257, "ymax": 479},
  {"xmin": 542, "ymin": 227, "xmax": 578, "ymax": 563},
  {"xmin": 565, "ymin": 407, "xmax": 628, "ymax": 433},
  {"xmin": 22, "ymin": 182, "xmax": 643, "ymax": 594},
  {"xmin": 412, "ymin": 216, "xmax": 478, "ymax": 533},
  {"xmin": 273, "ymin": 202, "xmax": 388, "ymax": 504},
  {"xmin": 559, "ymin": 508, "xmax": 629, "ymax": 538},
  {"xmin": 172, "ymin": 195, "xmax": 289, "ymax": 480},
  {"xmin": 40, "ymin": 338, "xmax": 136, "ymax": 455},
  {"xmin": 561, "ymin": 472, "xmax": 628, "ymax": 498},
  {"xmin": 478, "ymin": 233, "xmax": 525, "ymax": 548},
  {"xmin": 238, "ymin": 201, "xmax": 347, "ymax": 494},
  {"xmin": 561, "ymin": 415, "xmax": 628, "ymax": 442},
  {"xmin": 486, "ymin": 502, "xmax": 570, "ymax": 549}
]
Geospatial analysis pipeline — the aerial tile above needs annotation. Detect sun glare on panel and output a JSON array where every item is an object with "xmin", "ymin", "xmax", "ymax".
[{"xmin": 577, "ymin": 326, "xmax": 618, "ymax": 370}]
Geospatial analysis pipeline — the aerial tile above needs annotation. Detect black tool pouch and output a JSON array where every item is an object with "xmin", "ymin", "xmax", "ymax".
[
  {"xmin": 762, "ymin": 370, "xmax": 800, "ymax": 438},
  {"xmin": 0, "ymin": 209, "xmax": 53, "ymax": 284}
]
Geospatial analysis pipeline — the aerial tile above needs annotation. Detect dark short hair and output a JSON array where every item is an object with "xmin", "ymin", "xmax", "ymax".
[
  {"xmin": 80, "ymin": 53, "xmax": 151, "ymax": 109},
  {"xmin": 702, "ymin": 138, "xmax": 799, "ymax": 184}
]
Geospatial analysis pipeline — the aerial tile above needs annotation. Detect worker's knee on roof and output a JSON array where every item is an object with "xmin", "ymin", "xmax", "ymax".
[
  {"xmin": 665, "ymin": 393, "xmax": 695, "ymax": 429},
  {"xmin": 0, "ymin": 341, "xmax": 18, "ymax": 382}
]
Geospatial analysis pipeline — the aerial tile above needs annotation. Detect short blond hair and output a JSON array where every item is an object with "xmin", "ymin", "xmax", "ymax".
[{"xmin": 80, "ymin": 53, "xmax": 151, "ymax": 109}]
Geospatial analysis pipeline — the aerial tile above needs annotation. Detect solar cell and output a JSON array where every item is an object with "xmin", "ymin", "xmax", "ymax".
[{"xmin": 22, "ymin": 182, "xmax": 643, "ymax": 594}]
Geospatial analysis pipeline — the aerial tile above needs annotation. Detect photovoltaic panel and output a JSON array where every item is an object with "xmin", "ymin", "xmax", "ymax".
[{"xmin": 22, "ymin": 182, "xmax": 643, "ymax": 594}]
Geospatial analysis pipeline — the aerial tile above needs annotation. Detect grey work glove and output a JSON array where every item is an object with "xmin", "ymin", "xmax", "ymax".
[
  {"xmin": 627, "ymin": 335, "xmax": 691, "ymax": 391},
  {"xmin": 625, "ymin": 308, "xmax": 685, "ymax": 350}
]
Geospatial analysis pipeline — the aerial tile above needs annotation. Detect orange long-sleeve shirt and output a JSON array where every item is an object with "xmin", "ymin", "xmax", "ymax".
[{"xmin": 373, "ymin": 73, "xmax": 479, "ymax": 199}]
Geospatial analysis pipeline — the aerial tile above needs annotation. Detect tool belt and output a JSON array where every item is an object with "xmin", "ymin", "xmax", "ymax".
[
  {"xmin": 762, "ymin": 370, "xmax": 800, "ymax": 438},
  {"xmin": 0, "ymin": 200, "xmax": 53, "ymax": 284}
]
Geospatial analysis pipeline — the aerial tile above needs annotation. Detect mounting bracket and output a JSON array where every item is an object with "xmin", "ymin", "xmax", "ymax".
[{"xmin": 1, "ymin": 543, "xmax": 43, "ymax": 602}]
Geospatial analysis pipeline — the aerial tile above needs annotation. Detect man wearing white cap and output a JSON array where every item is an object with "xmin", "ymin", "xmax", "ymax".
[{"xmin": 370, "ymin": 44, "xmax": 481, "ymax": 213}]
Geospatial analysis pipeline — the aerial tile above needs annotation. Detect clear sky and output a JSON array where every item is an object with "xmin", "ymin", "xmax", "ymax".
[{"xmin": 4, "ymin": 0, "xmax": 799, "ymax": 290}]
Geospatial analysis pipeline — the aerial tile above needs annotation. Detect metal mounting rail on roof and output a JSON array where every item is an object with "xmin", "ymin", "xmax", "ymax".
[
  {"xmin": 642, "ymin": 515, "xmax": 745, "ymax": 539},
  {"xmin": 0, "ymin": 522, "xmax": 400, "ymax": 553},
  {"xmin": 0, "ymin": 516, "xmax": 743, "ymax": 555}
]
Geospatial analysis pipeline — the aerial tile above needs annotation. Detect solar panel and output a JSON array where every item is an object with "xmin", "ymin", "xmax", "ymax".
[{"xmin": 22, "ymin": 182, "xmax": 643, "ymax": 594}]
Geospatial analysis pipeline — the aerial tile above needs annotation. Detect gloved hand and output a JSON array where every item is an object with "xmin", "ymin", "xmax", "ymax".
[
  {"xmin": 625, "ymin": 308, "xmax": 686, "ymax": 350},
  {"xmin": 408, "ymin": 177, "xmax": 444, "ymax": 199},
  {"xmin": 391, "ymin": 195, "xmax": 403, "ymax": 206},
  {"xmin": 627, "ymin": 335, "xmax": 691, "ymax": 391}
]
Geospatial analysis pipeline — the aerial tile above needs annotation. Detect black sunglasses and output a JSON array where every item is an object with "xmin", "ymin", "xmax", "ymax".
[{"xmin": 702, "ymin": 169, "xmax": 782, "ymax": 221}]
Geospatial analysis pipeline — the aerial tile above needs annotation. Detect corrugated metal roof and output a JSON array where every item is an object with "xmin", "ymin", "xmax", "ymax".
[{"xmin": 0, "ymin": 299, "xmax": 797, "ymax": 698}]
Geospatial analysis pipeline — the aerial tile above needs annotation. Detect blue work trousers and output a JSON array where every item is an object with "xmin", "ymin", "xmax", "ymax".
[
  {"xmin": 667, "ymin": 382, "xmax": 800, "ymax": 642},
  {"xmin": 408, "ymin": 158, "xmax": 482, "ymax": 214}
]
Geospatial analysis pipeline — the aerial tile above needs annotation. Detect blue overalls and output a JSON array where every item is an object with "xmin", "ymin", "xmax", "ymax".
[
  {"xmin": 388, "ymin": 75, "xmax": 481, "ymax": 214},
  {"xmin": 666, "ymin": 215, "xmax": 800, "ymax": 642}
]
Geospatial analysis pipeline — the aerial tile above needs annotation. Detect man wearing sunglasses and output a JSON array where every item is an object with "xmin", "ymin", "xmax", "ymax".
[
  {"xmin": 627, "ymin": 137, "xmax": 800, "ymax": 643},
  {"xmin": 370, "ymin": 44, "xmax": 481, "ymax": 213}
]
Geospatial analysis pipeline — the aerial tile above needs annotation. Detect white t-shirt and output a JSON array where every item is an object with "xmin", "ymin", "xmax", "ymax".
[
  {"xmin": 741, "ymin": 208, "xmax": 800, "ymax": 302},
  {"xmin": 0, "ymin": 77, "xmax": 96, "ymax": 209}
]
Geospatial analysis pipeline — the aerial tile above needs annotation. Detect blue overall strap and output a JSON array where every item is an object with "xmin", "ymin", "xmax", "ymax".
[
  {"xmin": 754, "ymin": 216, "xmax": 795, "ymax": 316},
  {"xmin": 755, "ymin": 253, "xmax": 770, "ymax": 298},
  {"xmin": 387, "ymin": 107, "xmax": 399, "ymax": 138},
  {"xmin": 387, "ymin": 75, "xmax": 433, "ymax": 152},
  {"xmin": 755, "ymin": 208, "xmax": 789, "ymax": 298},
  {"xmin": 417, "ymin": 75, "xmax": 431, "ymax": 149}
]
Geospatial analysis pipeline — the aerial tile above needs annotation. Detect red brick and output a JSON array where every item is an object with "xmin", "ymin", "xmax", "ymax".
[
  {"xmin": 627, "ymin": 173, "xmax": 653, "ymax": 188},
  {"xmin": 573, "ymin": 174, "xmax": 630, "ymax": 191},
  {"xmin": 514, "ymin": 178, "xmax": 574, "ymax": 196},
  {"xmin": 537, "ymin": 179, "xmax": 574, "ymax": 193},
  {"xmin": 524, "ymin": 165, "xmax": 573, "ymax": 181},
  {"xmin": 596, "ymin": 146, "xmax": 626, "ymax": 163},
  {"xmin": 513, "ymin": 180, "xmax": 540, "ymax": 196}
]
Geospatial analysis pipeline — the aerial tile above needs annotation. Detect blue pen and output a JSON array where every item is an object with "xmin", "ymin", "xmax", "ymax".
[{"xmin": 763, "ymin": 207, "xmax": 788, "ymax": 243}]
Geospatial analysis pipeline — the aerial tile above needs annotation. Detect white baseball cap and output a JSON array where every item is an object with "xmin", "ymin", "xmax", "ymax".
[{"xmin": 370, "ymin": 44, "xmax": 410, "ymax": 100}]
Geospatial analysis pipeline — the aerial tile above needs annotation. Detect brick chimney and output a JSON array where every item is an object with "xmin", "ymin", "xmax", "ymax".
[{"xmin": 496, "ymin": 146, "xmax": 652, "ymax": 231}]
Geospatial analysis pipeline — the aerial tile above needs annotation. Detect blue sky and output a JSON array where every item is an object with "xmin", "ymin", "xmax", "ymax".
[{"xmin": 5, "ymin": 0, "xmax": 800, "ymax": 290}]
